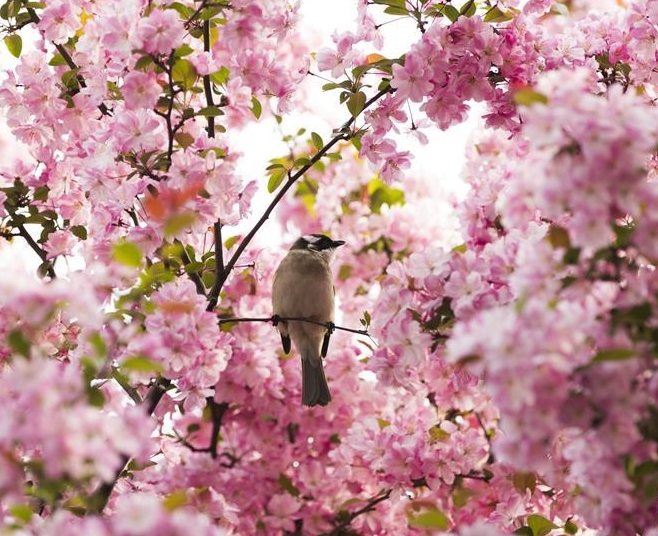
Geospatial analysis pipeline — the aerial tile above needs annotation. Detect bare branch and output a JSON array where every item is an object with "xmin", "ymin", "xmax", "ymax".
[
  {"xmin": 206, "ymin": 85, "xmax": 395, "ymax": 312},
  {"xmin": 325, "ymin": 489, "xmax": 392, "ymax": 536},
  {"xmin": 86, "ymin": 378, "xmax": 172, "ymax": 514},
  {"xmin": 24, "ymin": 5, "xmax": 111, "ymax": 116},
  {"xmin": 217, "ymin": 315, "xmax": 372, "ymax": 338}
]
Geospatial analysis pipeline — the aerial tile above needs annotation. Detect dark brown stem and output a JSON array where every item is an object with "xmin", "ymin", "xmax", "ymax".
[
  {"xmin": 207, "ymin": 221, "xmax": 225, "ymax": 302},
  {"xmin": 206, "ymin": 85, "xmax": 394, "ymax": 312},
  {"xmin": 24, "ymin": 5, "xmax": 111, "ymax": 116},
  {"xmin": 5, "ymin": 204, "xmax": 56, "ymax": 278},
  {"xmin": 207, "ymin": 399, "xmax": 228, "ymax": 458},
  {"xmin": 177, "ymin": 240, "xmax": 207, "ymax": 296},
  {"xmin": 86, "ymin": 378, "xmax": 171, "ymax": 514},
  {"xmin": 217, "ymin": 315, "xmax": 371, "ymax": 337},
  {"xmin": 202, "ymin": 18, "xmax": 216, "ymax": 138},
  {"xmin": 175, "ymin": 399, "xmax": 229, "ymax": 458},
  {"xmin": 325, "ymin": 489, "xmax": 392, "ymax": 535}
]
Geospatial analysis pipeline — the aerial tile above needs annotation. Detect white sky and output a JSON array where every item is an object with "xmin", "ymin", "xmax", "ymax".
[{"xmin": 0, "ymin": 1, "xmax": 475, "ymax": 274}]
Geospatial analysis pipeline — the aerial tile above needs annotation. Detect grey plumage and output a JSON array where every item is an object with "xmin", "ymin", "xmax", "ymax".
[{"xmin": 272, "ymin": 235, "xmax": 344, "ymax": 407}]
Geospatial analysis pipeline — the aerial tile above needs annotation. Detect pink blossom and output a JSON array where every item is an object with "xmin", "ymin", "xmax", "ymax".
[
  {"xmin": 134, "ymin": 8, "xmax": 185, "ymax": 55},
  {"xmin": 391, "ymin": 56, "xmax": 434, "ymax": 102},
  {"xmin": 122, "ymin": 71, "xmax": 161, "ymax": 110},
  {"xmin": 39, "ymin": 1, "xmax": 80, "ymax": 44},
  {"xmin": 44, "ymin": 229, "xmax": 78, "ymax": 259}
]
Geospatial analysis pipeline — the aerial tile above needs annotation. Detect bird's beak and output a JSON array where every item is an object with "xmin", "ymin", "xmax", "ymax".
[{"xmin": 332, "ymin": 240, "xmax": 346, "ymax": 248}]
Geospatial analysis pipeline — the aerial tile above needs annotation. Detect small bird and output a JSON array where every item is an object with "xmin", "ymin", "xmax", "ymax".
[{"xmin": 272, "ymin": 234, "xmax": 345, "ymax": 406}]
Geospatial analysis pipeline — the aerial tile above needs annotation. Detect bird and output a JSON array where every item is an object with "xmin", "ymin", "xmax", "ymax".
[{"xmin": 272, "ymin": 234, "xmax": 345, "ymax": 406}]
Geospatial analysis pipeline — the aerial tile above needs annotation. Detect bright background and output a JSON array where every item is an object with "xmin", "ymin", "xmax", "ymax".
[{"xmin": 0, "ymin": 0, "xmax": 478, "ymax": 273}]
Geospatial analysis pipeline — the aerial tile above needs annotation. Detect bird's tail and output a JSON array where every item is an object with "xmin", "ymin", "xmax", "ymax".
[{"xmin": 301, "ymin": 357, "xmax": 331, "ymax": 407}]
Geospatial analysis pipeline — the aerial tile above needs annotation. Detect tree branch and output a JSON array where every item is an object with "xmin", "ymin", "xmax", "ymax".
[
  {"xmin": 86, "ymin": 378, "xmax": 172, "ymax": 514},
  {"xmin": 177, "ymin": 240, "xmax": 207, "ymax": 296},
  {"xmin": 5, "ymin": 204, "xmax": 57, "ymax": 278},
  {"xmin": 24, "ymin": 5, "xmax": 111, "ymax": 117},
  {"xmin": 206, "ymin": 85, "xmax": 394, "ymax": 312},
  {"xmin": 202, "ymin": 18, "xmax": 216, "ymax": 139},
  {"xmin": 325, "ymin": 489, "xmax": 392, "ymax": 535},
  {"xmin": 217, "ymin": 315, "xmax": 372, "ymax": 338}
]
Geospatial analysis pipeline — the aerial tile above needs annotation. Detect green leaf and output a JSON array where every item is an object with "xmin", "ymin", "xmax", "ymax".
[
  {"xmin": 197, "ymin": 106, "xmax": 224, "ymax": 117},
  {"xmin": 33, "ymin": 186, "xmax": 49, "ymax": 201},
  {"xmin": 172, "ymin": 58, "xmax": 197, "ymax": 90},
  {"xmin": 278, "ymin": 473, "xmax": 300, "ymax": 497},
  {"xmin": 564, "ymin": 519, "xmax": 578, "ymax": 535},
  {"xmin": 512, "ymin": 472, "xmax": 536, "ymax": 494},
  {"xmin": 4, "ymin": 33, "xmax": 22, "ymax": 58},
  {"xmin": 547, "ymin": 225, "xmax": 570, "ymax": 250},
  {"xmin": 48, "ymin": 53, "xmax": 67, "ymax": 66},
  {"xmin": 513, "ymin": 89, "xmax": 549, "ymax": 106},
  {"xmin": 371, "ymin": 0, "xmax": 405, "ymax": 7},
  {"xmin": 369, "ymin": 178, "xmax": 405, "ymax": 213},
  {"xmin": 224, "ymin": 235, "xmax": 240, "ymax": 249},
  {"xmin": 121, "ymin": 355, "xmax": 165, "ymax": 374},
  {"xmin": 527, "ymin": 514, "xmax": 558, "ymax": 536},
  {"xmin": 70, "ymin": 225, "xmax": 88, "ymax": 240},
  {"xmin": 377, "ymin": 418, "xmax": 390, "ymax": 429},
  {"xmin": 4, "ymin": 0, "xmax": 21, "ymax": 19},
  {"xmin": 251, "ymin": 95, "xmax": 262, "ymax": 119},
  {"xmin": 184, "ymin": 261, "xmax": 204, "ymax": 274},
  {"xmin": 267, "ymin": 169, "xmax": 287, "ymax": 193},
  {"xmin": 346, "ymin": 91, "xmax": 367, "ymax": 118},
  {"xmin": 483, "ymin": 5, "xmax": 516, "ymax": 22},
  {"xmin": 163, "ymin": 490, "xmax": 188, "ymax": 511},
  {"xmin": 209, "ymin": 66, "xmax": 230, "ymax": 85},
  {"xmin": 514, "ymin": 528, "xmax": 534, "ymax": 536},
  {"xmin": 383, "ymin": 5, "xmax": 408, "ymax": 15},
  {"xmin": 168, "ymin": 1, "xmax": 194, "ymax": 18},
  {"xmin": 112, "ymin": 240, "xmax": 143, "ymax": 268},
  {"xmin": 8, "ymin": 329, "xmax": 29, "ymax": 356},
  {"xmin": 61, "ymin": 68, "xmax": 81, "ymax": 90},
  {"xmin": 174, "ymin": 43, "xmax": 194, "ymax": 58},
  {"xmin": 163, "ymin": 212, "xmax": 197, "ymax": 236},
  {"xmin": 442, "ymin": 4, "xmax": 460, "ymax": 22},
  {"xmin": 174, "ymin": 131, "xmax": 195, "ymax": 148},
  {"xmin": 311, "ymin": 132, "xmax": 323, "ymax": 151},
  {"xmin": 89, "ymin": 332, "xmax": 107, "ymax": 358},
  {"xmin": 86, "ymin": 385, "xmax": 106, "ymax": 407},
  {"xmin": 460, "ymin": 0, "xmax": 476, "ymax": 17},
  {"xmin": 408, "ymin": 508, "xmax": 449, "ymax": 530},
  {"xmin": 9, "ymin": 504, "xmax": 32, "ymax": 523},
  {"xmin": 293, "ymin": 157, "xmax": 311, "ymax": 167},
  {"xmin": 338, "ymin": 264, "xmax": 353, "ymax": 281},
  {"xmin": 134, "ymin": 55, "xmax": 154, "ymax": 71},
  {"xmin": 592, "ymin": 348, "xmax": 636, "ymax": 362}
]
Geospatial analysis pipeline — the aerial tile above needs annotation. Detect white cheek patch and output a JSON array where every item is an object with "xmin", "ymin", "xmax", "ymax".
[{"xmin": 303, "ymin": 235, "xmax": 320, "ymax": 244}]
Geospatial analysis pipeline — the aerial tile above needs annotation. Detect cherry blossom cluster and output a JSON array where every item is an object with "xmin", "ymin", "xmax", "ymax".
[{"xmin": 2, "ymin": 0, "xmax": 658, "ymax": 534}]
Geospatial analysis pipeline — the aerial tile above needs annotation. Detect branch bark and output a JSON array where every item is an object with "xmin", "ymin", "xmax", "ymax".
[
  {"xmin": 86, "ymin": 378, "xmax": 172, "ymax": 514},
  {"xmin": 206, "ymin": 84, "xmax": 394, "ymax": 312}
]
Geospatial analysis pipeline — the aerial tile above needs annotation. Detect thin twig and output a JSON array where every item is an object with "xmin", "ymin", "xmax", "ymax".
[
  {"xmin": 207, "ymin": 221, "xmax": 225, "ymax": 301},
  {"xmin": 177, "ymin": 240, "xmax": 207, "ymax": 296},
  {"xmin": 202, "ymin": 17, "xmax": 216, "ymax": 138},
  {"xmin": 5, "ymin": 204, "xmax": 56, "ymax": 278},
  {"xmin": 86, "ymin": 378, "xmax": 172, "ymax": 514},
  {"xmin": 217, "ymin": 315, "xmax": 372, "ymax": 338},
  {"xmin": 24, "ymin": 6, "xmax": 111, "ymax": 116},
  {"xmin": 173, "ymin": 399, "xmax": 229, "ymax": 458},
  {"xmin": 206, "ymin": 85, "xmax": 394, "ymax": 311},
  {"xmin": 207, "ymin": 399, "xmax": 228, "ymax": 458},
  {"xmin": 325, "ymin": 489, "xmax": 392, "ymax": 535}
]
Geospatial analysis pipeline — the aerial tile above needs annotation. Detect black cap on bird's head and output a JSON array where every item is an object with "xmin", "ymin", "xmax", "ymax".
[{"xmin": 291, "ymin": 234, "xmax": 346, "ymax": 252}]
